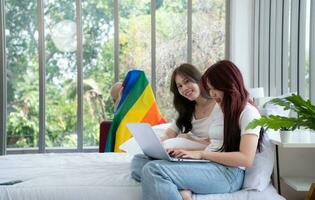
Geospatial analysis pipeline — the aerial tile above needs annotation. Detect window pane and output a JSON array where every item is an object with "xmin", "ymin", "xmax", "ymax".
[
  {"xmin": 305, "ymin": 0, "xmax": 310, "ymax": 99},
  {"xmin": 156, "ymin": 0, "xmax": 187, "ymax": 121},
  {"xmin": 6, "ymin": 1, "xmax": 39, "ymax": 148},
  {"xmin": 82, "ymin": 1, "xmax": 114, "ymax": 147},
  {"xmin": 285, "ymin": 0, "xmax": 292, "ymax": 94},
  {"xmin": 45, "ymin": 0, "xmax": 77, "ymax": 147},
  {"xmin": 192, "ymin": 0, "xmax": 226, "ymax": 71},
  {"xmin": 119, "ymin": 0, "xmax": 151, "ymax": 81}
]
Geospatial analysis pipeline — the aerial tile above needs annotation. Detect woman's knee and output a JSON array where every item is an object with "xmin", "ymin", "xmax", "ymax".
[
  {"xmin": 130, "ymin": 154, "xmax": 151, "ymax": 182},
  {"xmin": 141, "ymin": 160, "xmax": 169, "ymax": 180},
  {"xmin": 132, "ymin": 154, "xmax": 149, "ymax": 162},
  {"xmin": 142, "ymin": 161, "xmax": 160, "ymax": 177}
]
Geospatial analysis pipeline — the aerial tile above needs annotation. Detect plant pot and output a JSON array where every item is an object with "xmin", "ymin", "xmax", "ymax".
[{"xmin": 279, "ymin": 130, "xmax": 293, "ymax": 143}]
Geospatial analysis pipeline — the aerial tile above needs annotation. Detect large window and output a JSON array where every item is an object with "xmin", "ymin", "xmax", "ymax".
[{"xmin": 0, "ymin": 0, "xmax": 226, "ymax": 154}]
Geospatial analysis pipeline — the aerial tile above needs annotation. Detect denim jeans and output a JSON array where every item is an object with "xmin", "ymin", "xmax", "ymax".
[{"xmin": 130, "ymin": 154, "xmax": 244, "ymax": 200}]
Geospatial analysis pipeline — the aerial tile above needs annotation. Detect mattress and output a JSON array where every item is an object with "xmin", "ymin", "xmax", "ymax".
[{"xmin": 0, "ymin": 152, "xmax": 285, "ymax": 200}]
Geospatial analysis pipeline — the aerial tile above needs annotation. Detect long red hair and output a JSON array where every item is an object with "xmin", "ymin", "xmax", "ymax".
[{"xmin": 201, "ymin": 60, "xmax": 258, "ymax": 152}]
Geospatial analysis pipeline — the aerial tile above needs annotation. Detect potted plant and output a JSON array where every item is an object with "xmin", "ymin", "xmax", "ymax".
[{"xmin": 247, "ymin": 94, "xmax": 315, "ymax": 142}]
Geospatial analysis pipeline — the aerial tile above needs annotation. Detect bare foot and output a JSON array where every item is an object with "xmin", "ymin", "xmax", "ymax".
[{"xmin": 179, "ymin": 189, "xmax": 192, "ymax": 200}]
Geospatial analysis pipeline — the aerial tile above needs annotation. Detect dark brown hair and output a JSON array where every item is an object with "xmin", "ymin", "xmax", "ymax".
[
  {"xmin": 201, "ymin": 60, "xmax": 263, "ymax": 152},
  {"xmin": 170, "ymin": 63, "xmax": 208, "ymax": 133}
]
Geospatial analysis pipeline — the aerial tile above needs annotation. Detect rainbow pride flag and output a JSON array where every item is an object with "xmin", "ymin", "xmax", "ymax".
[{"xmin": 105, "ymin": 70, "xmax": 166, "ymax": 152}]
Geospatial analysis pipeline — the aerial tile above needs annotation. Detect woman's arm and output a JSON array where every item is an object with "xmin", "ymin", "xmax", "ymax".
[
  {"xmin": 177, "ymin": 134, "xmax": 210, "ymax": 145},
  {"xmin": 160, "ymin": 128, "xmax": 178, "ymax": 141},
  {"xmin": 170, "ymin": 134, "xmax": 258, "ymax": 168},
  {"xmin": 199, "ymin": 104, "xmax": 261, "ymax": 167},
  {"xmin": 201, "ymin": 134, "xmax": 258, "ymax": 168}
]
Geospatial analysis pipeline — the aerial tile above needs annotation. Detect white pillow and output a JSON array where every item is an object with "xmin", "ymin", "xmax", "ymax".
[
  {"xmin": 119, "ymin": 136, "xmax": 207, "ymax": 155},
  {"xmin": 119, "ymin": 137, "xmax": 143, "ymax": 154},
  {"xmin": 119, "ymin": 123, "xmax": 208, "ymax": 154},
  {"xmin": 119, "ymin": 123, "xmax": 171, "ymax": 154},
  {"xmin": 152, "ymin": 123, "xmax": 172, "ymax": 136},
  {"xmin": 257, "ymin": 95, "xmax": 291, "ymax": 116},
  {"xmin": 262, "ymin": 103, "xmax": 290, "ymax": 117},
  {"xmin": 163, "ymin": 137, "xmax": 207, "ymax": 150},
  {"xmin": 242, "ymin": 133, "xmax": 275, "ymax": 191}
]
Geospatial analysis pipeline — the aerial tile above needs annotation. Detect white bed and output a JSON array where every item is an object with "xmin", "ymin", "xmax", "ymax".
[{"xmin": 0, "ymin": 152, "xmax": 285, "ymax": 200}]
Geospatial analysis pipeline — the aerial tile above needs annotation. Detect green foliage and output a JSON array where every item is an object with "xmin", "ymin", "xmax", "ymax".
[
  {"xmin": 7, "ymin": 111, "xmax": 38, "ymax": 148},
  {"xmin": 247, "ymin": 94, "xmax": 315, "ymax": 131}
]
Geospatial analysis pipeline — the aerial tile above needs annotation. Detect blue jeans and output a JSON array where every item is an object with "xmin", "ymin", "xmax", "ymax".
[{"xmin": 130, "ymin": 154, "xmax": 244, "ymax": 200}]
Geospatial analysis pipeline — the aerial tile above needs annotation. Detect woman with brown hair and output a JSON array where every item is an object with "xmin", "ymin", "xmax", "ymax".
[{"xmin": 160, "ymin": 63, "xmax": 218, "ymax": 146}]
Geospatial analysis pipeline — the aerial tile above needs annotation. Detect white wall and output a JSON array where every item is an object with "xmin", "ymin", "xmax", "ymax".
[{"xmin": 229, "ymin": 0, "xmax": 254, "ymax": 88}]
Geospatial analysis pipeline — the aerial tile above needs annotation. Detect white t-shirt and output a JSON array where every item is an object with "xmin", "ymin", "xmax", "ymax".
[
  {"xmin": 168, "ymin": 103, "xmax": 224, "ymax": 142},
  {"xmin": 239, "ymin": 103, "xmax": 261, "ymax": 137},
  {"xmin": 207, "ymin": 103, "xmax": 261, "ymax": 170},
  {"xmin": 206, "ymin": 103, "xmax": 261, "ymax": 152}
]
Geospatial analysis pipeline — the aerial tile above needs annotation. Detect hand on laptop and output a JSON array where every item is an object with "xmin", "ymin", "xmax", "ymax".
[{"xmin": 167, "ymin": 149, "xmax": 203, "ymax": 160}]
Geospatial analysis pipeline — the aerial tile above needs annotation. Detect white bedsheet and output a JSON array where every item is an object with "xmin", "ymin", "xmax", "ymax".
[
  {"xmin": 0, "ymin": 153, "xmax": 285, "ymax": 200},
  {"xmin": 193, "ymin": 183, "xmax": 284, "ymax": 200},
  {"xmin": 0, "ymin": 153, "xmax": 140, "ymax": 200}
]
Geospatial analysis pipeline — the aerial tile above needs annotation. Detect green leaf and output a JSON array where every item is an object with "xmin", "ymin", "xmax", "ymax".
[
  {"xmin": 269, "ymin": 98, "xmax": 292, "ymax": 110},
  {"xmin": 247, "ymin": 115, "xmax": 298, "ymax": 131},
  {"xmin": 248, "ymin": 94, "xmax": 315, "ymax": 132}
]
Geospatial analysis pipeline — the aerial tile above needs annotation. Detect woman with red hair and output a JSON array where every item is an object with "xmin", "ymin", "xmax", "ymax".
[{"xmin": 133, "ymin": 60, "xmax": 264, "ymax": 200}]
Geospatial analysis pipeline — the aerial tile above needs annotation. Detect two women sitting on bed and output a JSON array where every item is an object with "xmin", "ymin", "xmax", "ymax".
[
  {"xmin": 130, "ymin": 60, "xmax": 264, "ymax": 200},
  {"xmin": 129, "ymin": 63, "xmax": 219, "ymax": 198}
]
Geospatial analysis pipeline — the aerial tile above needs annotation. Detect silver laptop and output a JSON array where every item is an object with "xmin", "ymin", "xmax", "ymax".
[{"xmin": 126, "ymin": 123, "xmax": 209, "ymax": 162}]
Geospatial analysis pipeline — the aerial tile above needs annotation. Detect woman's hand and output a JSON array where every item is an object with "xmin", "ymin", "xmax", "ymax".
[{"xmin": 167, "ymin": 149, "xmax": 203, "ymax": 160}]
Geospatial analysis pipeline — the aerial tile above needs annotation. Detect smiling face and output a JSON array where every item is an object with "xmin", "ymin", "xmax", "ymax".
[
  {"xmin": 207, "ymin": 82, "xmax": 224, "ymax": 104},
  {"xmin": 175, "ymin": 74, "xmax": 200, "ymax": 101}
]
